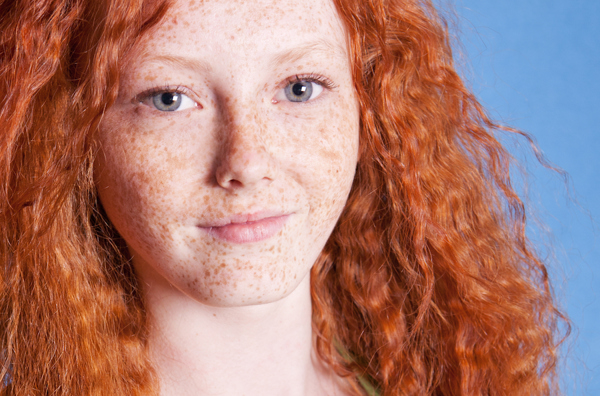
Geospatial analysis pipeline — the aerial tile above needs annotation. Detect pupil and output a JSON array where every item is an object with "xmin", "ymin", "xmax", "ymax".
[
  {"xmin": 161, "ymin": 92, "xmax": 176, "ymax": 105},
  {"xmin": 292, "ymin": 83, "xmax": 307, "ymax": 97}
]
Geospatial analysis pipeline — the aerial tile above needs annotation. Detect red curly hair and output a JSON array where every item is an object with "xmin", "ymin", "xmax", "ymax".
[{"xmin": 0, "ymin": 0, "xmax": 567, "ymax": 394}]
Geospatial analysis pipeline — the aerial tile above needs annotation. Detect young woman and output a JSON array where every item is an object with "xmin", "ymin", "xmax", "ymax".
[{"xmin": 0, "ymin": 0, "xmax": 567, "ymax": 394}]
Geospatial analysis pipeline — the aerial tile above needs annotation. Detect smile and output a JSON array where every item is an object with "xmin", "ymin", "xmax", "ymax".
[{"xmin": 199, "ymin": 213, "xmax": 290, "ymax": 244}]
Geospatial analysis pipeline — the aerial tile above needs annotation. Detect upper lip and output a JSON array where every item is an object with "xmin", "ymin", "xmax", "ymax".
[{"xmin": 197, "ymin": 211, "xmax": 290, "ymax": 228}]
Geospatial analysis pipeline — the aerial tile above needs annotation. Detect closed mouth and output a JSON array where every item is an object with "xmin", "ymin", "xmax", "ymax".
[{"xmin": 198, "ymin": 213, "xmax": 290, "ymax": 244}]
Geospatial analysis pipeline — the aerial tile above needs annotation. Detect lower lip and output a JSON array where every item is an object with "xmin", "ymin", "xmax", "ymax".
[{"xmin": 203, "ymin": 215, "xmax": 290, "ymax": 244}]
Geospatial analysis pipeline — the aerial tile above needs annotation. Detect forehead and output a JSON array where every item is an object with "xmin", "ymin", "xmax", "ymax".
[{"xmin": 135, "ymin": 0, "xmax": 348, "ymax": 64}]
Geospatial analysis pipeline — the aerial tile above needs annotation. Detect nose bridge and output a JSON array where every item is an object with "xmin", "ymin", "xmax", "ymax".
[
  {"xmin": 214, "ymin": 95, "xmax": 275, "ymax": 190},
  {"xmin": 225, "ymin": 104, "xmax": 265, "ymax": 155}
]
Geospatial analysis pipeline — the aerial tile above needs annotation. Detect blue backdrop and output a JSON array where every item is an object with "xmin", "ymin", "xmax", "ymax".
[{"xmin": 451, "ymin": 1, "xmax": 599, "ymax": 394}]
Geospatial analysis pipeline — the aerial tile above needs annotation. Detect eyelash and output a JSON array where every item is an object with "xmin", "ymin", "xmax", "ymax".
[
  {"xmin": 283, "ymin": 73, "xmax": 337, "ymax": 91},
  {"xmin": 135, "ymin": 84, "xmax": 193, "ymax": 104}
]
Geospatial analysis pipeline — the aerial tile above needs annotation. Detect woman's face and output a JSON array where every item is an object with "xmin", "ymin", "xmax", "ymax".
[{"xmin": 95, "ymin": 0, "xmax": 359, "ymax": 306}]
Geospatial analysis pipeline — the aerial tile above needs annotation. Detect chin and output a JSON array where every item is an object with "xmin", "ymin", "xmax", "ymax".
[
  {"xmin": 183, "ymin": 268, "xmax": 310, "ymax": 308},
  {"xmin": 136, "ymin": 250, "xmax": 314, "ymax": 308}
]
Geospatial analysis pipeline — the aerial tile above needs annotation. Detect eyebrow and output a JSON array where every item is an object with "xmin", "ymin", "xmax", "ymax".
[
  {"xmin": 270, "ymin": 40, "xmax": 348, "ymax": 67},
  {"xmin": 143, "ymin": 54, "xmax": 213, "ymax": 74},
  {"xmin": 141, "ymin": 39, "xmax": 347, "ymax": 73}
]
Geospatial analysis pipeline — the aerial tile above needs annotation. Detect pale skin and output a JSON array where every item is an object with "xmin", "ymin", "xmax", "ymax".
[{"xmin": 95, "ymin": 0, "xmax": 360, "ymax": 395}]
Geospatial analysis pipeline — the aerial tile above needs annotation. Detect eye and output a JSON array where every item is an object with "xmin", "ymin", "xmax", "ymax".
[
  {"xmin": 274, "ymin": 79, "xmax": 325, "ymax": 103},
  {"xmin": 139, "ymin": 90, "xmax": 198, "ymax": 112},
  {"xmin": 152, "ymin": 91, "xmax": 196, "ymax": 111}
]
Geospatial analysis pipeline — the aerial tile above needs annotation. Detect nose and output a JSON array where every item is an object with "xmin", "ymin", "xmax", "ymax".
[{"xmin": 214, "ymin": 111, "xmax": 277, "ymax": 190}]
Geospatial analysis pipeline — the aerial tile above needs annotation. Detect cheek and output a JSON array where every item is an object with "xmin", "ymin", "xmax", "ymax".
[
  {"xmin": 288, "ymin": 98, "xmax": 359, "ymax": 235},
  {"xmin": 96, "ymin": 134, "xmax": 161, "ymax": 219},
  {"xmin": 94, "ymin": 116, "xmax": 201, "ymax": 249}
]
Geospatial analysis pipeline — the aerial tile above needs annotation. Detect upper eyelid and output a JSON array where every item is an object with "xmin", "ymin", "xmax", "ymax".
[
  {"xmin": 281, "ymin": 73, "xmax": 337, "ymax": 90},
  {"xmin": 134, "ymin": 85, "xmax": 195, "ymax": 103}
]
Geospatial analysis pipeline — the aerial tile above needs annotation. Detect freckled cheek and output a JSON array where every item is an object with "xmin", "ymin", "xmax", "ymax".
[
  {"xmin": 293, "ymin": 108, "xmax": 359, "ymax": 222},
  {"xmin": 95, "ymin": 122, "xmax": 212, "ymax": 225}
]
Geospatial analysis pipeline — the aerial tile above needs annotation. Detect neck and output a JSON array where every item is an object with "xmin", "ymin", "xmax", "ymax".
[{"xmin": 141, "ymin": 269, "xmax": 343, "ymax": 396}]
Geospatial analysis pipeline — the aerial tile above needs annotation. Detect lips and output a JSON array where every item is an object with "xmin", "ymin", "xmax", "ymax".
[{"xmin": 198, "ymin": 212, "xmax": 290, "ymax": 244}]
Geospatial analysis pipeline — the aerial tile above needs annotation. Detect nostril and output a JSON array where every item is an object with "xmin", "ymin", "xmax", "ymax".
[{"xmin": 217, "ymin": 176, "xmax": 244, "ymax": 189}]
